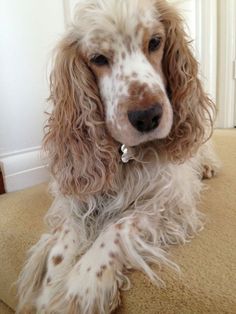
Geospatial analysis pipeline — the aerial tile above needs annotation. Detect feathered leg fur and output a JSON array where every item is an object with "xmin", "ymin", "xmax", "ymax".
[{"xmin": 16, "ymin": 143, "xmax": 220, "ymax": 314}]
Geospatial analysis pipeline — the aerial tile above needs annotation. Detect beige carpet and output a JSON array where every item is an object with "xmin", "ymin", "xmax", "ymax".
[
  {"xmin": 0, "ymin": 129, "xmax": 235, "ymax": 314},
  {"xmin": 0, "ymin": 301, "xmax": 14, "ymax": 314}
]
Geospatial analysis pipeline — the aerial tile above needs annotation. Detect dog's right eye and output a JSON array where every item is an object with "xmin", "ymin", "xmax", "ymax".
[{"xmin": 90, "ymin": 54, "xmax": 109, "ymax": 66}]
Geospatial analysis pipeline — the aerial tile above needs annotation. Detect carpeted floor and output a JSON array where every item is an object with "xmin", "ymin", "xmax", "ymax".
[{"xmin": 0, "ymin": 129, "xmax": 236, "ymax": 313}]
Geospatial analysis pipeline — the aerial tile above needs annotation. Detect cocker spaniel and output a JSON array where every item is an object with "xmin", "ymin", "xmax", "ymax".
[{"xmin": 17, "ymin": 0, "xmax": 220, "ymax": 313}]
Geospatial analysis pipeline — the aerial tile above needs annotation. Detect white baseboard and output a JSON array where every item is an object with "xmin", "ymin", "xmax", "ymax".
[{"xmin": 0, "ymin": 147, "xmax": 49, "ymax": 192}]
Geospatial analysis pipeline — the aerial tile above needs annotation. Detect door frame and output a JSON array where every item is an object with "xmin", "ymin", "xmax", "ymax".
[{"xmin": 64, "ymin": 0, "xmax": 236, "ymax": 128}]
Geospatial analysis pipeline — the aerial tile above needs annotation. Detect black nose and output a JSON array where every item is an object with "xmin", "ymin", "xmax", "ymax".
[{"xmin": 128, "ymin": 104, "xmax": 163, "ymax": 133}]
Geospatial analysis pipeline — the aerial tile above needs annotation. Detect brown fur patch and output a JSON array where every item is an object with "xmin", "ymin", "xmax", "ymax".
[
  {"xmin": 52, "ymin": 255, "xmax": 64, "ymax": 265},
  {"xmin": 109, "ymin": 252, "xmax": 116, "ymax": 259},
  {"xmin": 116, "ymin": 223, "xmax": 124, "ymax": 230},
  {"xmin": 101, "ymin": 264, "xmax": 107, "ymax": 270},
  {"xmin": 96, "ymin": 270, "xmax": 103, "ymax": 278},
  {"xmin": 114, "ymin": 238, "xmax": 119, "ymax": 245}
]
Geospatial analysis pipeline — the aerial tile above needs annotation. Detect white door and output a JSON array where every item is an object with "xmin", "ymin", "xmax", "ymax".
[{"xmin": 0, "ymin": 0, "xmax": 65, "ymax": 191}]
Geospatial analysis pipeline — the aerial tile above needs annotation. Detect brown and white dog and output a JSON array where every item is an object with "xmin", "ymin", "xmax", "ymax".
[{"xmin": 17, "ymin": 0, "xmax": 220, "ymax": 313}]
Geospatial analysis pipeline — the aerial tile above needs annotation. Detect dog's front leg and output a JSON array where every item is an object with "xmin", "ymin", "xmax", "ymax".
[
  {"xmin": 17, "ymin": 217, "xmax": 80, "ymax": 314},
  {"xmin": 47, "ymin": 213, "xmax": 178, "ymax": 314}
]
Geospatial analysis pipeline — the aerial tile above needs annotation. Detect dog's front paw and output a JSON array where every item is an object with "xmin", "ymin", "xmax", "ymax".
[
  {"xmin": 48, "ymin": 236, "xmax": 127, "ymax": 314},
  {"xmin": 66, "ymin": 261, "xmax": 121, "ymax": 314}
]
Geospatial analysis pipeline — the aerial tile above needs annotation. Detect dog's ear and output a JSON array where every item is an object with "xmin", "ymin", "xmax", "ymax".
[
  {"xmin": 44, "ymin": 33, "xmax": 119, "ymax": 200},
  {"xmin": 157, "ymin": 1, "xmax": 215, "ymax": 161}
]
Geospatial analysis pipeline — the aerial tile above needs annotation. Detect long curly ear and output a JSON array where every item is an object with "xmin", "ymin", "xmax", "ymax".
[
  {"xmin": 44, "ymin": 34, "xmax": 119, "ymax": 200},
  {"xmin": 157, "ymin": 1, "xmax": 215, "ymax": 161}
]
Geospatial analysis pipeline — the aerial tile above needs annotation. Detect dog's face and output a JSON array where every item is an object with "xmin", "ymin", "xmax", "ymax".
[
  {"xmin": 78, "ymin": 0, "xmax": 173, "ymax": 146},
  {"xmin": 46, "ymin": 0, "xmax": 214, "ymax": 196}
]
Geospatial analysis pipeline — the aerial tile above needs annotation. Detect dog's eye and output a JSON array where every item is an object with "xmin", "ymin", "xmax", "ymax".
[
  {"xmin": 148, "ymin": 37, "xmax": 162, "ymax": 52},
  {"xmin": 90, "ymin": 54, "xmax": 109, "ymax": 66}
]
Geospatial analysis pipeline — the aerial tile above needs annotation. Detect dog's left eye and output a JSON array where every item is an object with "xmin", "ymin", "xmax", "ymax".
[
  {"xmin": 148, "ymin": 37, "xmax": 162, "ymax": 52},
  {"xmin": 90, "ymin": 54, "xmax": 109, "ymax": 66}
]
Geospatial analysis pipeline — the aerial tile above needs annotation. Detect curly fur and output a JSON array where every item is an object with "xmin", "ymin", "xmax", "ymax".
[
  {"xmin": 155, "ymin": 0, "xmax": 215, "ymax": 161},
  {"xmin": 17, "ymin": 1, "xmax": 219, "ymax": 313},
  {"xmin": 44, "ymin": 35, "xmax": 120, "ymax": 199}
]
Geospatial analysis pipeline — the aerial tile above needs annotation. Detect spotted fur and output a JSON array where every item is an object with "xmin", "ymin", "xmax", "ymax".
[{"xmin": 17, "ymin": 1, "xmax": 220, "ymax": 313}]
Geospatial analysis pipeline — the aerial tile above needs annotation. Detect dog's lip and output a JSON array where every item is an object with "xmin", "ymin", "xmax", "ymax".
[{"xmin": 117, "ymin": 126, "xmax": 171, "ymax": 148}]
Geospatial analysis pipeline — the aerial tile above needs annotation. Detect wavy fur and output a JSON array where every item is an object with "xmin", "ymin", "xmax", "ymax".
[
  {"xmin": 17, "ymin": 1, "xmax": 219, "ymax": 313},
  {"xmin": 155, "ymin": 0, "xmax": 215, "ymax": 161},
  {"xmin": 44, "ymin": 35, "xmax": 119, "ymax": 199}
]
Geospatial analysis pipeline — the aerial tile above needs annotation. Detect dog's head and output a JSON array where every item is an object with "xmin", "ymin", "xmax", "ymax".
[
  {"xmin": 44, "ymin": 0, "xmax": 215, "ymax": 198},
  {"xmin": 78, "ymin": 0, "xmax": 172, "ymax": 146}
]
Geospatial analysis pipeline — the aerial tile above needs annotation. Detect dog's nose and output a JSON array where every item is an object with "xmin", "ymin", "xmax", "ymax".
[{"xmin": 128, "ymin": 104, "xmax": 163, "ymax": 132}]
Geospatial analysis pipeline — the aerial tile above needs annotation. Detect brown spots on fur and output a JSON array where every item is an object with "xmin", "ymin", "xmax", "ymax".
[
  {"xmin": 85, "ymin": 288, "xmax": 89, "ymax": 294},
  {"xmin": 96, "ymin": 270, "xmax": 103, "ymax": 278},
  {"xmin": 127, "ymin": 80, "xmax": 163, "ymax": 111},
  {"xmin": 100, "ymin": 243, "xmax": 105, "ymax": 248},
  {"xmin": 52, "ymin": 254, "xmax": 64, "ymax": 265},
  {"xmin": 129, "ymin": 81, "xmax": 148, "ymax": 97},
  {"xmin": 132, "ymin": 72, "xmax": 138, "ymax": 78},
  {"xmin": 64, "ymin": 245, "xmax": 68, "ymax": 249},
  {"xmin": 95, "ymin": 265, "xmax": 108, "ymax": 279},
  {"xmin": 114, "ymin": 238, "xmax": 120, "ymax": 245},
  {"xmin": 46, "ymin": 277, "xmax": 51, "ymax": 285},
  {"xmin": 87, "ymin": 267, "xmax": 91, "ymax": 272},
  {"xmin": 109, "ymin": 251, "xmax": 116, "ymax": 259},
  {"xmin": 121, "ymin": 52, "xmax": 126, "ymax": 59},
  {"xmin": 101, "ymin": 264, "xmax": 107, "ymax": 270},
  {"xmin": 65, "ymin": 229, "xmax": 69, "ymax": 234},
  {"xmin": 116, "ymin": 222, "xmax": 124, "ymax": 230},
  {"xmin": 109, "ymin": 260, "xmax": 114, "ymax": 266}
]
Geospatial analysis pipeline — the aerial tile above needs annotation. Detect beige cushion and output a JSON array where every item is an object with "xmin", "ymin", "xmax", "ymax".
[{"xmin": 0, "ymin": 130, "xmax": 236, "ymax": 313}]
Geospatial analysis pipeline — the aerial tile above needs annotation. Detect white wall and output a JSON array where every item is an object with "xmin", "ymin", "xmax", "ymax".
[
  {"xmin": 0, "ymin": 0, "xmax": 65, "ymax": 191},
  {"xmin": 168, "ymin": 0, "xmax": 196, "ymax": 44},
  {"xmin": 0, "ymin": 0, "xmax": 234, "ymax": 192},
  {"xmin": 169, "ymin": 0, "xmax": 236, "ymax": 127}
]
